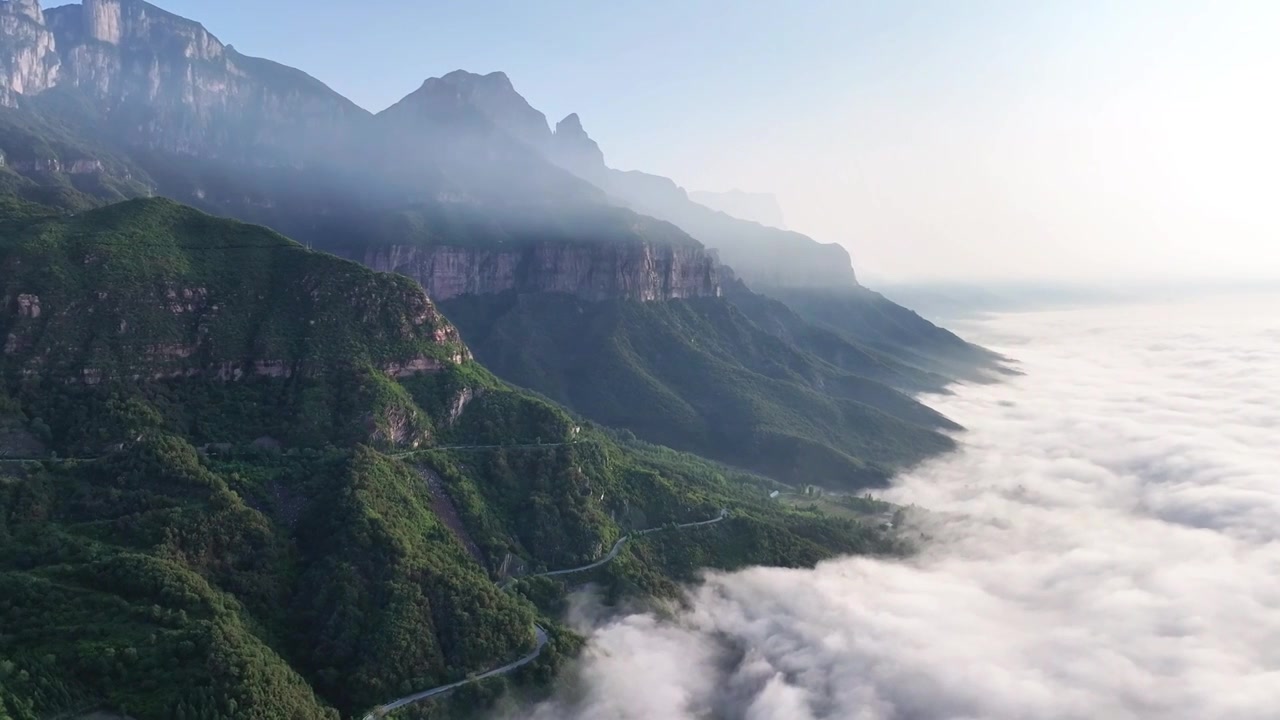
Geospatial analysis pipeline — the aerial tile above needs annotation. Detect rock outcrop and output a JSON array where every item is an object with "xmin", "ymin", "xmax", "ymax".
[
  {"xmin": 39, "ymin": 0, "xmax": 365, "ymax": 163},
  {"xmin": 552, "ymin": 113, "xmax": 604, "ymax": 176},
  {"xmin": 363, "ymin": 242, "xmax": 721, "ymax": 302},
  {"xmin": 3, "ymin": 0, "xmax": 42, "ymax": 22},
  {"xmin": 0, "ymin": 0, "xmax": 59, "ymax": 106}
]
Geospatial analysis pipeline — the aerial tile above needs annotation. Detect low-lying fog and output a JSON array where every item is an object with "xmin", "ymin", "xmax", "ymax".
[{"xmin": 506, "ymin": 294, "xmax": 1280, "ymax": 719}]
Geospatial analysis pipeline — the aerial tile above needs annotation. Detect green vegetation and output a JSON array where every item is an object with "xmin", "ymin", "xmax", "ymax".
[
  {"xmin": 0, "ymin": 90, "xmax": 154, "ymax": 211},
  {"xmin": 290, "ymin": 447, "xmax": 535, "ymax": 711},
  {"xmin": 0, "ymin": 196, "xmax": 469, "ymax": 455},
  {"xmin": 442, "ymin": 291, "xmax": 958, "ymax": 490},
  {"xmin": 0, "ymin": 18, "xmax": 987, "ymax": 715},
  {"xmin": 0, "ymin": 196, "xmax": 464, "ymax": 381},
  {"xmin": 762, "ymin": 284, "xmax": 1005, "ymax": 382},
  {"xmin": 0, "ymin": 195, "xmax": 909, "ymax": 719},
  {"xmin": 0, "ymin": 437, "xmax": 538, "ymax": 719}
]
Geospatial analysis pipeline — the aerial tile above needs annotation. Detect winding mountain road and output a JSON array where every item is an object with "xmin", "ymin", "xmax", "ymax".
[
  {"xmin": 391, "ymin": 439, "xmax": 585, "ymax": 458},
  {"xmin": 0, "ymin": 455, "xmax": 92, "ymax": 464},
  {"xmin": 530, "ymin": 509, "xmax": 729, "ymax": 580},
  {"xmin": 361, "ymin": 626, "xmax": 548, "ymax": 720},
  {"xmin": 0, "ymin": 438, "xmax": 583, "ymax": 467},
  {"xmin": 359, "ymin": 509, "xmax": 729, "ymax": 718}
]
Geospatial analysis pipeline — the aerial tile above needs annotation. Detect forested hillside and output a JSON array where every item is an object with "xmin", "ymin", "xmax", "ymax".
[
  {"xmin": 0, "ymin": 196, "xmax": 905, "ymax": 719},
  {"xmin": 442, "ymin": 292, "xmax": 957, "ymax": 489}
]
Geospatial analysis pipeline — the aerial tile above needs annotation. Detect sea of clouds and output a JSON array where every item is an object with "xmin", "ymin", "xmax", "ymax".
[{"xmin": 508, "ymin": 294, "xmax": 1280, "ymax": 720}]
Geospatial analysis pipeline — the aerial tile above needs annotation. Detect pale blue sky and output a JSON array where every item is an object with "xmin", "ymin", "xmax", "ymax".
[{"xmin": 136, "ymin": 1, "xmax": 1280, "ymax": 282}]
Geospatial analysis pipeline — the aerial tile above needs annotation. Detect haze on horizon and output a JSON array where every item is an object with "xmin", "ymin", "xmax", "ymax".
[{"xmin": 158, "ymin": 0, "xmax": 1280, "ymax": 284}]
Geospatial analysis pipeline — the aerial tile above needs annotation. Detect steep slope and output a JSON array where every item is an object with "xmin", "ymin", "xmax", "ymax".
[
  {"xmin": 0, "ymin": 197, "xmax": 465, "ymax": 391},
  {"xmin": 720, "ymin": 278, "xmax": 953, "ymax": 392},
  {"xmin": 0, "ymin": 194, "xmax": 905, "ymax": 719},
  {"xmin": 417, "ymin": 77, "xmax": 1000, "ymax": 383},
  {"xmin": 543, "ymin": 112, "xmax": 1007, "ymax": 377},
  {"xmin": 365, "ymin": 80, "xmax": 961, "ymax": 487},
  {"xmin": 766, "ymin": 284, "xmax": 1007, "ymax": 381},
  {"xmin": 0, "ymin": 14, "xmax": 728, "ymax": 305},
  {"xmin": 372, "ymin": 70, "xmax": 589, "ymax": 206},
  {"xmin": 42, "ymin": 0, "xmax": 366, "ymax": 164},
  {"xmin": 0, "ymin": 0, "xmax": 59, "ymax": 108},
  {"xmin": 0, "ymin": 195, "xmax": 534, "ymax": 718},
  {"xmin": 346, "ymin": 70, "xmax": 728, "ymax": 301},
  {"xmin": 0, "ymin": 89, "xmax": 152, "ymax": 208},
  {"xmin": 441, "ymin": 292, "xmax": 957, "ymax": 489}
]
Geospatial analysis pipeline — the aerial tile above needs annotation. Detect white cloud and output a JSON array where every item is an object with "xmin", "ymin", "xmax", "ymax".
[{"xmin": 509, "ymin": 295, "xmax": 1280, "ymax": 720}]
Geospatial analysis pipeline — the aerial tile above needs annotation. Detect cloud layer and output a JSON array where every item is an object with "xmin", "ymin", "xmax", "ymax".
[{"xmin": 511, "ymin": 295, "xmax": 1280, "ymax": 720}]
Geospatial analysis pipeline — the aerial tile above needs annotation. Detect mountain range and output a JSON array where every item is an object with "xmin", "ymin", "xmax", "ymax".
[
  {"xmin": 0, "ymin": 1, "xmax": 1005, "ymax": 717},
  {"xmin": 0, "ymin": 0, "xmax": 1003, "ymax": 484}
]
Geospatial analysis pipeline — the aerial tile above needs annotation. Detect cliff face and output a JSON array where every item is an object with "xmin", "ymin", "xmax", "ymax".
[
  {"xmin": 0, "ymin": 0, "xmax": 59, "ymax": 107},
  {"xmin": 363, "ymin": 242, "xmax": 721, "ymax": 302},
  {"xmin": 0, "ymin": 8, "xmax": 775, "ymax": 306},
  {"xmin": 39, "ymin": 0, "xmax": 366, "ymax": 163},
  {"xmin": 359, "ymin": 72, "xmax": 720, "ymax": 304}
]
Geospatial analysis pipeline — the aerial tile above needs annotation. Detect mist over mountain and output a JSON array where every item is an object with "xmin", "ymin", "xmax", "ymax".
[
  {"xmin": 0, "ymin": 0, "xmax": 1008, "ymax": 491},
  {"xmin": 0, "ymin": 2, "xmax": 1274, "ymax": 720}
]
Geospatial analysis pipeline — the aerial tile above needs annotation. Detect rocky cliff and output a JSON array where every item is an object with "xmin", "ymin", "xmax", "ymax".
[
  {"xmin": 363, "ymin": 241, "xmax": 721, "ymax": 302},
  {"xmin": 360, "ymin": 71, "xmax": 722, "ymax": 303},
  {"xmin": 552, "ymin": 112, "xmax": 603, "ymax": 174},
  {"xmin": 0, "ymin": 0, "xmax": 59, "ymax": 106},
  {"xmin": 37, "ymin": 0, "xmax": 366, "ymax": 163},
  {"xmin": 389, "ymin": 72, "xmax": 861, "ymax": 291},
  {"xmin": 0, "ymin": 5, "xmax": 844, "ymax": 303}
]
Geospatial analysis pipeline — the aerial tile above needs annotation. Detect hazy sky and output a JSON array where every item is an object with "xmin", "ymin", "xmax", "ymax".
[{"xmin": 152, "ymin": 0, "xmax": 1280, "ymax": 283}]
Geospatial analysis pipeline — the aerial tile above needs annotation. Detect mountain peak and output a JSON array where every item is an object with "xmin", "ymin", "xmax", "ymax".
[
  {"xmin": 45, "ymin": 0, "xmax": 224, "ymax": 52},
  {"xmin": 551, "ymin": 112, "xmax": 605, "ymax": 177},
  {"xmin": 556, "ymin": 112, "xmax": 585, "ymax": 133},
  {"xmin": 438, "ymin": 69, "xmax": 512, "ymax": 88},
  {"xmin": 420, "ymin": 70, "xmax": 518, "ymax": 97},
  {"xmin": 401, "ymin": 69, "xmax": 551, "ymax": 149}
]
